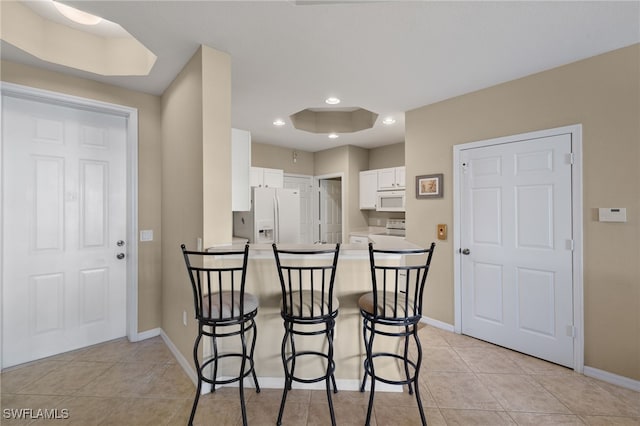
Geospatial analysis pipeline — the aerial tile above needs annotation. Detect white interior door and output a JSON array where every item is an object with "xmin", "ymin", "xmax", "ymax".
[
  {"xmin": 460, "ymin": 133, "xmax": 574, "ymax": 367},
  {"xmin": 319, "ymin": 179, "xmax": 342, "ymax": 244},
  {"xmin": 2, "ymin": 94, "xmax": 128, "ymax": 368},
  {"xmin": 284, "ymin": 175, "xmax": 313, "ymax": 244}
]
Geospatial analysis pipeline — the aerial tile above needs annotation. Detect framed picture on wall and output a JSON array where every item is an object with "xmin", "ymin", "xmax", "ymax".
[{"xmin": 416, "ymin": 173, "xmax": 443, "ymax": 199}]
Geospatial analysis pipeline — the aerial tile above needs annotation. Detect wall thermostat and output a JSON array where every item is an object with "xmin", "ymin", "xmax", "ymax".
[{"xmin": 598, "ymin": 208, "xmax": 627, "ymax": 223}]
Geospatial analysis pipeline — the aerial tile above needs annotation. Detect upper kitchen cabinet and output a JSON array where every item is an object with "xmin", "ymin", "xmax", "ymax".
[
  {"xmin": 377, "ymin": 166, "xmax": 405, "ymax": 190},
  {"xmin": 250, "ymin": 166, "xmax": 284, "ymax": 188},
  {"xmin": 232, "ymin": 128, "xmax": 251, "ymax": 211},
  {"xmin": 359, "ymin": 170, "xmax": 378, "ymax": 209}
]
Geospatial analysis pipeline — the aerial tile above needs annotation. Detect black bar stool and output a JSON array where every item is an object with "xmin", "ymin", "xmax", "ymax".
[
  {"xmin": 181, "ymin": 243, "xmax": 260, "ymax": 426},
  {"xmin": 359, "ymin": 242, "xmax": 436, "ymax": 426},
  {"xmin": 272, "ymin": 243, "xmax": 341, "ymax": 426}
]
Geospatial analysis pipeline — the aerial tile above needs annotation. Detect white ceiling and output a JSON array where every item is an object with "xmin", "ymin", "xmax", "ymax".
[{"xmin": 3, "ymin": 1, "xmax": 639, "ymax": 152}]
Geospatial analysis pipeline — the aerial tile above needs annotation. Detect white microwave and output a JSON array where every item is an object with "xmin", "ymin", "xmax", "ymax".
[{"xmin": 376, "ymin": 191, "xmax": 405, "ymax": 212}]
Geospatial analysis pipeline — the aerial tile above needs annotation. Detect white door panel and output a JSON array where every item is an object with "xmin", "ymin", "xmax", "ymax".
[
  {"xmin": 275, "ymin": 188, "xmax": 300, "ymax": 244},
  {"xmin": 284, "ymin": 175, "xmax": 313, "ymax": 244},
  {"xmin": 2, "ymin": 95, "xmax": 127, "ymax": 367},
  {"xmin": 319, "ymin": 179, "xmax": 342, "ymax": 244},
  {"xmin": 461, "ymin": 133, "xmax": 574, "ymax": 367}
]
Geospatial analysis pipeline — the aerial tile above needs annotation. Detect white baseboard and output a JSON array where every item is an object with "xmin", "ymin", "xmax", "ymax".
[
  {"xmin": 160, "ymin": 330, "xmax": 199, "ymax": 387},
  {"xmin": 421, "ymin": 316, "xmax": 455, "ymax": 333},
  {"xmin": 130, "ymin": 327, "xmax": 161, "ymax": 342},
  {"xmin": 583, "ymin": 366, "xmax": 640, "ymax": 392}
]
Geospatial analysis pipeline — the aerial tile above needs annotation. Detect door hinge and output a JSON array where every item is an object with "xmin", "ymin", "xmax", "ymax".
[
  {"xmin": 567, "ymin": 153, "xmax": 574, "ymax": 165},
  {"xmin": 566, "ymin": 325, "xmax": 576, "ymax": 338},
  {"xmin": 566, "ymin": 239, "xmax": 574, "ymax": 251}
]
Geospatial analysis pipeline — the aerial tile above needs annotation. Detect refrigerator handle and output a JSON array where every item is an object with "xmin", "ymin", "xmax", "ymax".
[{"xmin": 274, "ymin": 193, "xmax": 280, "ymax": 243}]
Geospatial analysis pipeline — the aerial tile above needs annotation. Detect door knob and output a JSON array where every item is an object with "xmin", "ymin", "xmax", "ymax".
[
  {"xmin": 461, "ymin": 248, "xmax": 471, "ymax": 255},
  {"xmin": 117, "ymin": 253, "xmax": 125, "ymax": 260},
  {"xmin": 117, "ymin": 240, "xmax": 125, "ymax": 246}
]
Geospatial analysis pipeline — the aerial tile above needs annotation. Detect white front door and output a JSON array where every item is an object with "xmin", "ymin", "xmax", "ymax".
[
  {"xmin": 319, "ymin": 179, "xmax": 342, "ymax": 244},
  {"xmin": 460, "ymin": 133, "xmax": 574, "ymax": 367},
  {"xmin": 284, "ymin": 175, "xmax": 313, "ymax": 244},
  {"xmin": 2, "ymin": 94, "xmax": 128, "ymax": 368}
]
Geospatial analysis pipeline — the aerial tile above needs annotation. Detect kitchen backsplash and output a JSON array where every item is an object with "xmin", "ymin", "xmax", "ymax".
[{"xmin": 367, "ymin": 210, "xmax": 405, "ymax": 227}]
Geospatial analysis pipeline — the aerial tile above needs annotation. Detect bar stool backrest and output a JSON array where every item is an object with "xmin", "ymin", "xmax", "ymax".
[
  {"xmin": 272, "ymin": 243, "xmax": 340, "ymax": 319},
  {"xmin": 368, "ymin": 242, "xmax": 436, "ymax": 321},
  {"xmin": 181, "ymin": 244, "xmax": 250, "ymax": 322}
]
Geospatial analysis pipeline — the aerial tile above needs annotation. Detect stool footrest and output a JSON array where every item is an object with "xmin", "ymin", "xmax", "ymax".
[
  {"xmin": 200, "ymin": 353, "xmax": 258, "ymax": 386},
  {"xmin": 284, "ymin": 351, "xmax": 336, "ymax": 384},
  {"xmin": 363, "ymin": 352, "xmax": 419, "ymax": 386}
]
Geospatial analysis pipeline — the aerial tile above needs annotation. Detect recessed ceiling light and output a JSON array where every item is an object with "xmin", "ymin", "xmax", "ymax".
[
  {"xmin": 53, "ymin": 1, "xmax": 102, "ymax": 25},
  {"xmin": 325, "ymin": 97, "xmax": 341, "ymax": 105},
  {"xmin": 328, "ymin": 133, "xmax": 339, "ymax": 139},
  {"xmin": 273, "ymin": 119, "xmax": 286, "ymax": 126},
  {"xmin": 382, "ymin": 117, "xmax": 396, "ymax": 125}
]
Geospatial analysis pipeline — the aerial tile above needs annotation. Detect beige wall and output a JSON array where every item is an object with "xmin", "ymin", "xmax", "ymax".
[
  {"xmin": 160, "ymin": 46, "xmax": 232, "ymax": 364},
  {"xmin": 405, "ymin": 44, "xmax": 640, "ymax": 380},
  {"xmin": 368, "ymin": 142, "xmax": 405, "ymax": 170},
  {"xmin": 251, "ymin": 141, "xmax": 404, "ymax": 177},
  {"xmin": 202, "ymin": 47, "xmax": 233, "ymax": 247},
  {"xmin": 347, "ymin": 145, "xmax": 370, "ymax": 232},
  {"xmin": 252, "ymin": 142, "xmax": 314, "ymax": 175},
  {"xmin": 1, "ymin": 60, "xmax": 163, "ymax": 333}
]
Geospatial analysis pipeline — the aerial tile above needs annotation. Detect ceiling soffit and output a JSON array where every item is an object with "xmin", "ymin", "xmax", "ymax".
[
  {"xmin": 0, "ymin": 1, "xmax": 156, "ymax": 77},
  {"xmin": 290, "ymin": 107, "xmax": 378, "ymax": 134}
]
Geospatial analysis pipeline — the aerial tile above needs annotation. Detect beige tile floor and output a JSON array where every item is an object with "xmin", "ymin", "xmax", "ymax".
[{"xmin": 2, "ymin": 325, "xmax": 639, "ymax": 425}]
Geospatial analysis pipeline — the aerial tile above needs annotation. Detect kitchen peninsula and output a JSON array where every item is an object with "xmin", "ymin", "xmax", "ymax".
[{"xmin": 207, "ymin": 240, "xmax": 426, "ymax": 391}]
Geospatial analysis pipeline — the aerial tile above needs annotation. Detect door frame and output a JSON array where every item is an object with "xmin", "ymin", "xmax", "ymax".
[
  {"xmin": 453, "ymin": 124, "xmax": 584, "ymax": 372},
  {"xmin": 314, "ymin": 173, "xmax": 345, "ymax": 244},
  {"xmin": 0, "ymin": 82, "xmax": 140, "ymax": 354}
]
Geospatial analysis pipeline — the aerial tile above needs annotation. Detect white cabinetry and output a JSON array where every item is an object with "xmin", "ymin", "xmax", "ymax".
[
  {"xmin": 232, "ymin": 128, "xmax": 251, "ymax": 211},
  {"xmin": 360, "ymin": 166, "xmax": 405, "ymax": 210},
  {"xmin": 377, "ymin": 166, "xmax": 405, "ymax": 190},
  {"xmin": 359, "ymin": 170, "xmax": 378, "ymax": 210},
  {"xmin": 250, "ymin": 167, "xmax": 284, "ymax": 188},
  {"xmin": 396, "ymin": 166, "xmax": 406, "ymax": 188}
]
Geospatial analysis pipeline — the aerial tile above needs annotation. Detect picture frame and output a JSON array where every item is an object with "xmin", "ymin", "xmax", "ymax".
[{"xmin": 416, "ymin": 173, "xmax": 443, "ymax": 199}]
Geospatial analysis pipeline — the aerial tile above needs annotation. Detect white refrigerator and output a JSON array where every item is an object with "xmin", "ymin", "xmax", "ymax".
[{"xmin": 233, "ymin": 187, "xmax": 300, "ymax": 244}]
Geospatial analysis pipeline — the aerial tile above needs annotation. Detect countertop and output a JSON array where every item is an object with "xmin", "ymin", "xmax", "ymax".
[
  {"xmin": 207, "ymin": 239, "xmax": 424, "ymax": 258},
  {"xmin": 349, "ymin": 226, "xmax": 386, "ymax": 237}
]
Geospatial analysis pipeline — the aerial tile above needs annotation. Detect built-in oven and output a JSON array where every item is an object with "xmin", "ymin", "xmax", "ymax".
[{"xmin": 376, "ymin": 190, "xmax": 405, "ymax": 212}]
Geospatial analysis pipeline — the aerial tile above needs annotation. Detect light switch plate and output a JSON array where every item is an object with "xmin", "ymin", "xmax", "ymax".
[
  {"xmin": 437, "ymin": 224, "xmax": 447, "ymax": 240},
  {"xmin": 140, "ymin": 229, "xmax": 154, "ymax": 241}
]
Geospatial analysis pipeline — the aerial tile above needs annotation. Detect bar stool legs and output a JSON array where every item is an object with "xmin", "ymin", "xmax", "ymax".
[
  {"xmin": 188, "ymin": 318, "xmax": 261, "ymax": 426},
  {"xmin": 189, "ymin": 333, "xmax": 204, "ymax": 426},
  {"xmin": 360, "ymin": 319, "xmax": 427, "ymax": 426},
  {"xmin": 277, "ymin": 318, "xmax": 338, "ymax": 426},
  {"xmin": 359, "ymin": 242, "xmax": 435, "ymax": 426},
  {"xmin": 412, "ymin": 325, "xmax": 427, "ymax": 426}
]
